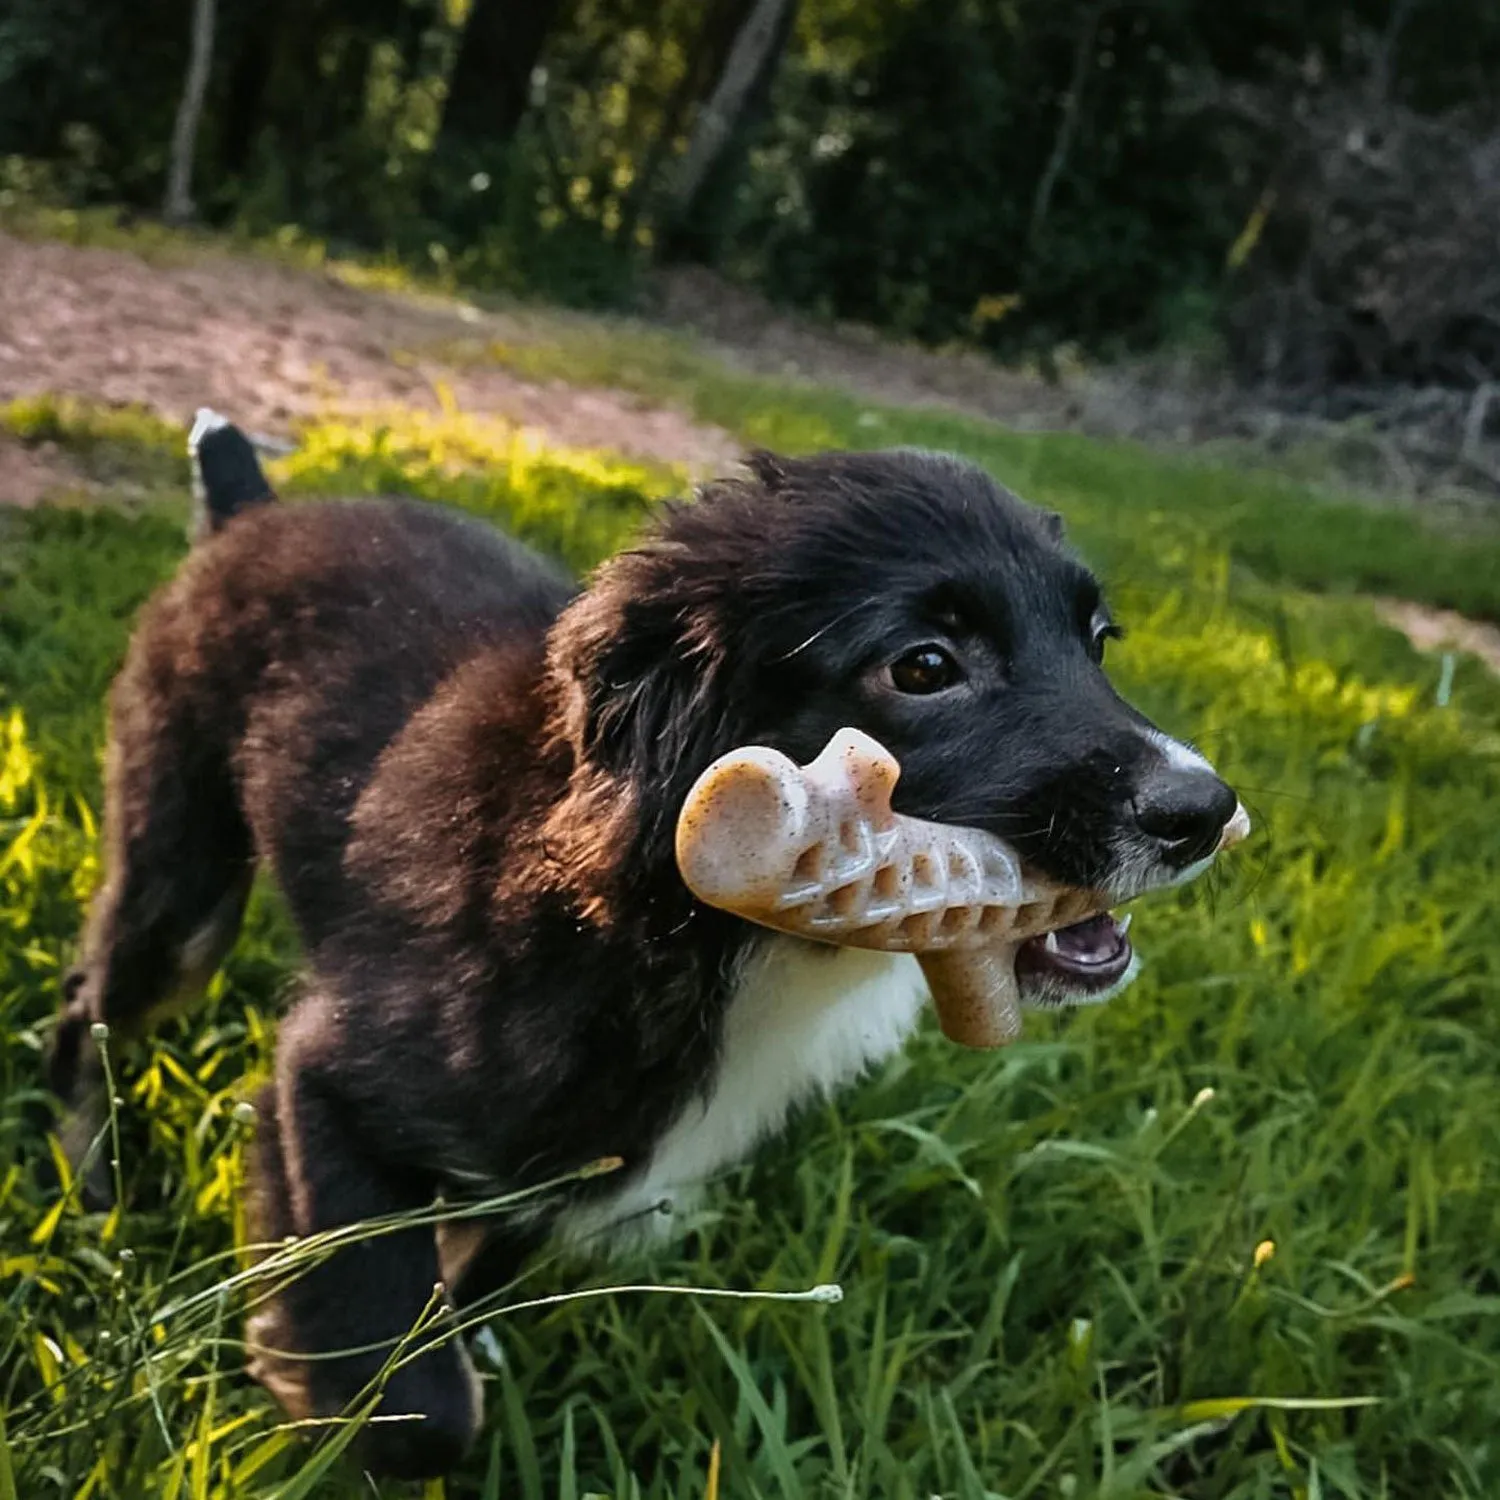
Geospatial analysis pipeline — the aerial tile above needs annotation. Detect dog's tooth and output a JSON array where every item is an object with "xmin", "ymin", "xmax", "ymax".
[
  {"xmin": 1118, "ymin": 913, "xmax": 1133, "ymax": 936},
  {"xmin": 1043, "ymin": 931, "xmax": 1062, "ymax": 955}
]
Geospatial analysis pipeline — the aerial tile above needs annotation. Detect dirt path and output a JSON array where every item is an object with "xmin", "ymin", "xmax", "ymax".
[
  {"xmin": 0, "ymin": 231, "xmax": 740, "ymax": 484},
  {"xmin": 1372, "ymin": 599, "xmax": 1500, "ymax": 677},
  {"xmin": 0, "ymin": 430, "xmax": 87, "ymax": 508}
]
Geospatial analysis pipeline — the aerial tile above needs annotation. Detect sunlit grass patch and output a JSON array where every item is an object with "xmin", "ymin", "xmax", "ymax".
[
  {"xmin": 1, "ymin": 393, "xmax": 188, "ymax": 494},
  {"xmin": 0, "ymin": 198, "xmax": 449, "ymax": 300},
  {"xmin": 2, "ymin": 389, "xmax": 686, "ymax": 577},
  {"xmin": 0, "ymin": 200, "xmax": 215, "ymax": 262},
  {"xmin": 276, "ymin": 404, "xmax": 684, "ymax": 573}
]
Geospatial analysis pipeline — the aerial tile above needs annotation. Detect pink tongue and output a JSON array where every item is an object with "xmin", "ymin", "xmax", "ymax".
[{"xmin": 1053, "ymin": 913, "xmax": 1122, "ymax": 962}]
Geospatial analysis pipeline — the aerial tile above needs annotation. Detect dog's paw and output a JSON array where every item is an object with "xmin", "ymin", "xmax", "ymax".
[{"xmin": 246, "ymin": 1303, "xmax": 483, "ymax": 1480}]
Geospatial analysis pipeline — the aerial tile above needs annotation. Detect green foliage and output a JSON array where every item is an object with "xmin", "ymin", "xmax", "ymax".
[
  {"xmin": 432, "ymin": 132, "xmax": 645, "ymax": 310},
  {"xmin": 729, "ymin": 0, "xmax": 1206, "ymax": 348},
  {"xmin": 7, "ymin": 0, "xmax": 1500, "ymax": 357},
  {"xmin": 2, "ymin": 376, "xmax": 1499, "ymax": 1495},
  {"xmin": 0, "ymin": 0, "xmax": 180, "ymax": 201}
]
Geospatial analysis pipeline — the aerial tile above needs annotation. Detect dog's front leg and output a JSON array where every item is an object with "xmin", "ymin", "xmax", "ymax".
[{"xmin": 243, "ymin": 995, "xmax": 482, "ymax": 1481}]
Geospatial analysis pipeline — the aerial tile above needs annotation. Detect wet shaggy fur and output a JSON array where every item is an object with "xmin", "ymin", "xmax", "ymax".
[{"xmin": 51, "ymin": 444, "xmax": 1236, "ymax": 1478}]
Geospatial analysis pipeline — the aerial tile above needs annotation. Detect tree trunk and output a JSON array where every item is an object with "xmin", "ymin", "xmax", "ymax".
[
  {"xmin": 618, "ymin": 0, "xmax": 746, "ymax": 248},
  {"xmin": 667, "ymin": 0, "xmax": 795, "ymax": 225},
  {"xmin": 436, "ymin": 0, "xmax": 562, "ymax": 160},
  {"xmin": 1370, "ymin": 0, "xmax": 1421, "ymax": 105},
  {"xmin": 1028, "ymin": 0, "xmax": 1106, "ymax": 251},
  {"xmin": 163, "ymin": 0, "xmax": 218, "ymax": 223}
]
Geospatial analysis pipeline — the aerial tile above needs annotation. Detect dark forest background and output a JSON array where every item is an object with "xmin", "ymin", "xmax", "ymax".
[{"xmin": 4, "ymin": 0, "xmax": 1499, "ymax": 401}]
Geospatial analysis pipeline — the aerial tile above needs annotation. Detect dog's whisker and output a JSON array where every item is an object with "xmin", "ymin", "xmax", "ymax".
[
  {"xmin": 769, "ymin": 598, "xmax": 883, "ymax": 663},
  {"xmin": 922, "ymin": 810, "xmax": 1055, "ymax": 838},
  {"xmin": 1216, "ymin": 798, "xmax": 1276, "ymax": 912},
  {"xmin": 1223, "ymin": 783, "xmax": 1314, "ymax": 804}
]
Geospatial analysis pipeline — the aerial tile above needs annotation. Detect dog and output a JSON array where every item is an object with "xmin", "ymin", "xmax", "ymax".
[{"xmin": 49, "ymin": 416, "xmax": 1244, "ymax": 1478}]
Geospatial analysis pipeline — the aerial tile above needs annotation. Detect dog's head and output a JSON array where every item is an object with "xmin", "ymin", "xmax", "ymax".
[{"xmin": 549, "ymin": 448, "xmax": 1245, "ymax": 1006}]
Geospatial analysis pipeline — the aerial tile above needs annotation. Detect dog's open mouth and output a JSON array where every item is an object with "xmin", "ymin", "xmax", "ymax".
[{"xmin": 1016, "ymin": 911, "xmax": 1133, "ymax": 997}]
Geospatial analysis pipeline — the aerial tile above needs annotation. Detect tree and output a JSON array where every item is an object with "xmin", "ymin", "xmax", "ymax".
[
  {"xmin": 163, "ymin": 0, "xmax": 217, "ymax": 222},
  {"xmin": 665, "ymin": 0, "xmax": 796, "ymax": 231},
  {"xmin": 1028, "ymin": 0, "xmax": 1108, "ymax": 250}
]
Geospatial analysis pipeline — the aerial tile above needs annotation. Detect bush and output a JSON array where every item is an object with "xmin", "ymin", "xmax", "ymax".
[{"xmin": 1214, "ymin": 72, "xmax": 1500, "ymax": 391}]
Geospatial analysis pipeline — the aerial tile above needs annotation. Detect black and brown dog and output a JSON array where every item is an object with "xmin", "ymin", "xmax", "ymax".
[{"xmin": 50, "ymin": 415, "xmax": 1242, "ymax": 1477}]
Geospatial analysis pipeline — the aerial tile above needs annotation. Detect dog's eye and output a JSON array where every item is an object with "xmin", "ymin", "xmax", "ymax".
[
  {"xmin": 1090, "ymin": 609, "xmax": 1123, "ymax": 663},
  {"xmin": 886, "ymin": 645, "xmax": 962, "ymax": 694}
]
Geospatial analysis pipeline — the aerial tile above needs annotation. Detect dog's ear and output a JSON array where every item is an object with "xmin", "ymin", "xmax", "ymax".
[{"xmin": 547, "ymin": 553, "xmax": 735, "ymax": 793}]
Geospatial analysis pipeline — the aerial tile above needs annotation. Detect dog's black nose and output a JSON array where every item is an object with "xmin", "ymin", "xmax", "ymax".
[{"xmin": 1132, "ymin": 769, "xmax": 1238, "ymax": 866}]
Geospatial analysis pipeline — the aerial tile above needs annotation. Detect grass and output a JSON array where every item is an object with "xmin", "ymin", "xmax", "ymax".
[
  {"xmin": 1, "ymin": 394, "xmax": 188, "ymax": 498},
  {"xmin": 2, "ymin": 340, "xmax": 1499, "ymax": 1497},
  {"xmin": 0, "ymin": 197, "xmax": 440, "ymax": 298}
]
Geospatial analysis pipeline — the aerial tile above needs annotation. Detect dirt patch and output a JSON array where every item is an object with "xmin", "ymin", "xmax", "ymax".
[
  {"xmin": 0, "ymin": 429, "xmax": 90, "ymax": 507},
  {"xmin": 1373, "ymin": 598, "xmax": 1500, "ymax": 678},
  {"xmin": 0, "ymin": 231, "xmax": 740, "ymax": 489}
]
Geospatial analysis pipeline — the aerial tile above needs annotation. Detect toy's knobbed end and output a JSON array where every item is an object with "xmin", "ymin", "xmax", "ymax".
[
  {"xmin": 675, "ymin": 746, "xmax": 812, "ymax": 908},
  {"xmin": 919, "ymin": 948, "xmax": 1024, "ymax": 1049},
  {"xmin": 807, "ymin": 727, "xmax": 900, "ymax": 828}
]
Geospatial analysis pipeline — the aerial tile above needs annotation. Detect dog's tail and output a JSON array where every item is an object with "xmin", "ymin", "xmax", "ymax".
[{"xmin": 189, "ymin": 408, "xmax": 277, "ymax": 539}]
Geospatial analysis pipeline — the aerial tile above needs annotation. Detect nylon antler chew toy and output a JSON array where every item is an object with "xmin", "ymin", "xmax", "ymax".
[{"xmin": 675, "ymin": 727, "xmax": 1105, "ymax": 1047}]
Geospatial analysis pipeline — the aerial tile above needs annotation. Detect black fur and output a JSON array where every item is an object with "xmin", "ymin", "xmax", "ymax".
[{"xmin": 52, "ymin": 438, "xmax": 1236, "ymax": 1477}]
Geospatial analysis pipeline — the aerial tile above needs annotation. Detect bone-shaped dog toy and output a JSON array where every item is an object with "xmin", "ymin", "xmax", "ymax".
[{"xmin": 675, "ymin": 727, "xmax": 1108, "ymax": 1047}]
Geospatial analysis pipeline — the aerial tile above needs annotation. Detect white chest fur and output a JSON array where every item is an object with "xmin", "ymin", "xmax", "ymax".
[{"xmin": 555, "ymin": 939, "xmax": 927, "ymax": 1251}]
